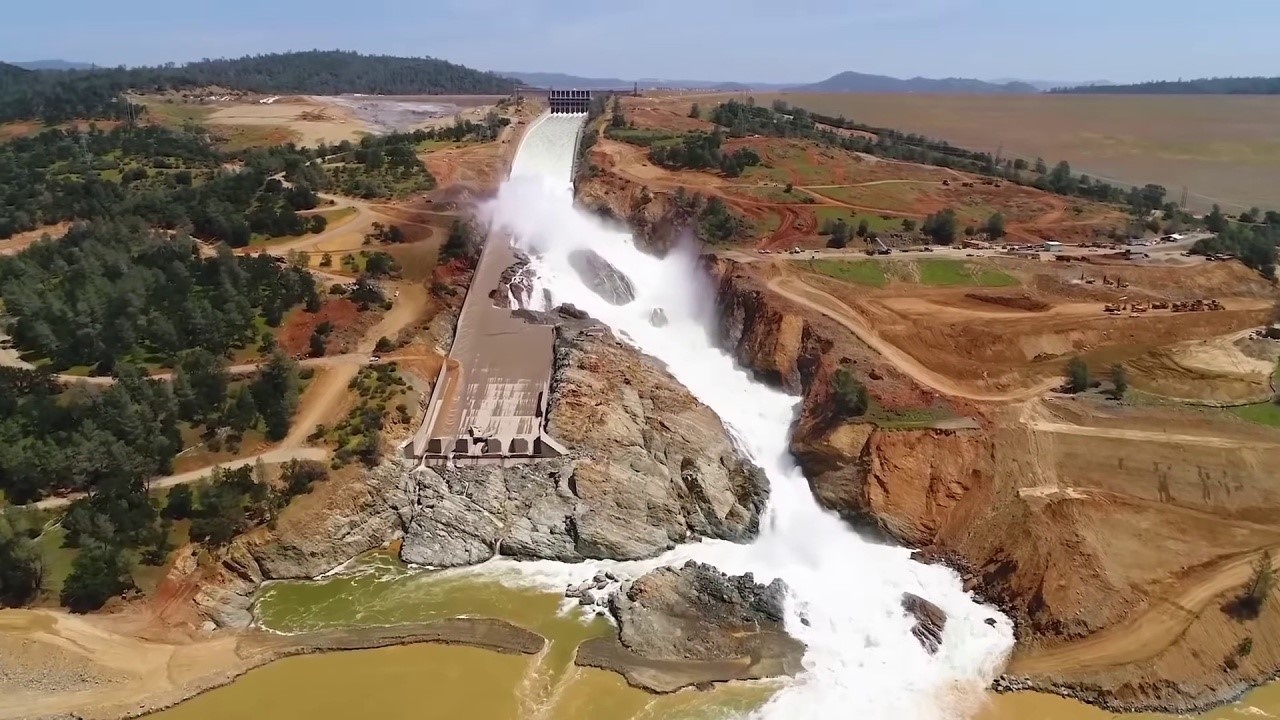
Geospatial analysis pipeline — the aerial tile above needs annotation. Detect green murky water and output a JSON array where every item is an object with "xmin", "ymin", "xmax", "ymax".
[{"xmin": 151, "ymin": 552, "xmax": 1280, "ymax": 720}]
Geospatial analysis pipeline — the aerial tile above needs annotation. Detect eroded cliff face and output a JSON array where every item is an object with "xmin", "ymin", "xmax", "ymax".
[
  {"xmin": 189, "ymin": 463, "xmax": 408, "ymax": 628},
  {"xmin": 398, "ymin": 323, "xmax": 768, "ymax": 567},
  {"xmin": 707, "ymin": 258, "xmax": 1136, "ymax": 646}
]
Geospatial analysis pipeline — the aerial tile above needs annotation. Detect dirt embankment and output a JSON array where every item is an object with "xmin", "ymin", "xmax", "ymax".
[
  {"xmin": 708, "ymin": 256, "xmax": 1280, "ymax": 712},
  {"xmin": 0, "ymin": 610, "xmax": 540, "ymax": 720}
]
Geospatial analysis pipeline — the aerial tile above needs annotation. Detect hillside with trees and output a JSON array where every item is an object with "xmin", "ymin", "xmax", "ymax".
[
  {"xmin": 0, "ymin": 50, "xmax": 516, "ymax": 123},
  {"xmin": 1052, "ymin": 77, "xmax": 1280, "ymax": 94},
  {"xmin": 0, "ymin": 123, "xmax": 439, "ymax": 240},
  {"xmin": 0, "ymin": 224, "xmax": 319, "ymax": 369}
]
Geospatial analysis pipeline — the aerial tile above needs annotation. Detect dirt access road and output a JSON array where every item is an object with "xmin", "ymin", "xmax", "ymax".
[
  {"xmin": 1010, "ymin": 544, "xmax": 1280, "ymax": 674},
  {"xmin": 767, "ymin": 274, "xmax": 1060, "ymax": 401},
  {"xmin": 23, "ymin": 282, "xmax": 430, "ymax": 510}
]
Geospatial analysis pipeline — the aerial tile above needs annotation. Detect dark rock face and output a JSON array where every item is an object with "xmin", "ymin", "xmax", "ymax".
[
  {"xmin": 568, "ymin": 248, "xmax": 635, "ymax": 305},
  {"xmin": 612, "ymin": 561, "xmax": 793, "ymax": 662},
  {"xmin": 573, "ymin": 561, "xmax": 804, "ymax": 693},
  {"xmin": 497, "ymin": 255, "xmax": 537, "ymax": 309},
  {"xmin": 557, "ymin": 303, "xmax": 589, "ymax": 320},
  {"xmin": 902, "ymin": 592, "xmax": 948, "ymax": 654}
]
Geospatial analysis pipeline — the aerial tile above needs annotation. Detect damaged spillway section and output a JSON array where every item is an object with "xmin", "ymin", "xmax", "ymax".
[{"xmin": 468, "ymin": 111, "xmax": 1015, "ymax": 719}]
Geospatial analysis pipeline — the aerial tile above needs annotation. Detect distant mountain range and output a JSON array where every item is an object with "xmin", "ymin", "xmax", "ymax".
[
  {"xmin": 504, "ymin": 69, "xmax": 1044, "ymax": 94},
  {"xmin": 499, "ymin": 71, "xmax": 788, "ymax": 92},
  {"xmin": 794, "ymin": 71, "xmax": 1036, "ymax": 94},
  {"xmin": 990, "ymin": 78, "xmax": 1114, "ymax": 91},
  {"xmin": 12, "ymin": 59, "xmax": 96, "ymax": 70}
]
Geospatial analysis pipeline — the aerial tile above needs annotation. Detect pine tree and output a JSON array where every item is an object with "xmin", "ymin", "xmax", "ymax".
[
  {"xmin": 60, "ymin": 541, "xmax": 133, "ymax": 613},
  {"xmin": 1109, "ymin": 363, "xmax": 1128, "ymax": 400},
  {"xmin": 251, "ymin": 352, "xmax": 299, "ymax": 441},
  {"xmin": 1067, "ymin": 357, "xmax": 1091, "ymax": 393}
]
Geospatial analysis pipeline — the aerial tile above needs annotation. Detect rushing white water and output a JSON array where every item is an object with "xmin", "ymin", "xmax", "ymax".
[{"xmin": 476, "ymin": 112, "xmax": 1014, "ymax": 719}]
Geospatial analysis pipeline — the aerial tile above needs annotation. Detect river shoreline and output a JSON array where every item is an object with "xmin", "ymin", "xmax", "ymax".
[{"xmin": 2, "ymin": 616, "xmax": 542, "ymax": 720}]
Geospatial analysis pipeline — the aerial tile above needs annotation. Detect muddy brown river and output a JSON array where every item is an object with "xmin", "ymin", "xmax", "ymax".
[{"xmin": 149, "ymin": 553, "xmax": 1280, "ymax": 720}]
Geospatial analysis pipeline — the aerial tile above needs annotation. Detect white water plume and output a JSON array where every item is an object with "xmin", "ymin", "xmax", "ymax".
[{"xmin": 476, "ymin": 112, "xmax": 1015, "ymax": 719}]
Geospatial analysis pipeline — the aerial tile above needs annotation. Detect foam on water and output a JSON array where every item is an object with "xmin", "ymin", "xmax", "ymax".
[{"xmin": 475, "ymin": 112, "xmax": 1014, "ymax": 719}]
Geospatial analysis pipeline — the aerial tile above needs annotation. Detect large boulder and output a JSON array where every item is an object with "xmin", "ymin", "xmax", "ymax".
[
  {"xmin": 568, "ymin": 248, "xmax": 635, "ymax": 305},
  {"xmin": 902, "ymin": 592, "xmax": 948, "ymax": 655},
  {"xmin": 574, "ymin": 561, "xmax": 805, "ymax": 692}
]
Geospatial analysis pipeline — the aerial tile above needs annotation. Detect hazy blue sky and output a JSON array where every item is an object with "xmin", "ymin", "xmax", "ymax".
[{"xmin": 2, "ymin": 0, "xmax": 1272, "ymax": 83}]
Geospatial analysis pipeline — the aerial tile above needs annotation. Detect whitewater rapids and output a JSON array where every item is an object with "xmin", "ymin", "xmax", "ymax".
[{"xmin": 473, "ymin": 112, "xmax": 1014, "ymax": 719}]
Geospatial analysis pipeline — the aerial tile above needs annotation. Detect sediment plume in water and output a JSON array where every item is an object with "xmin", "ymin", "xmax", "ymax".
[{"xmin": 477, "ymin": 112, "xmax": 1015, "ymax": 719}]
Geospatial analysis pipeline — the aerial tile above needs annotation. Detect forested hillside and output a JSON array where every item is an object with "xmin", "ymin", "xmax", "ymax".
[
  {"xmin": 0, "ymin": 50, "xmax": 516, "ymax": 123},
  {"xmin": 1052, "ymin": 77, "xmax": 1280, "ymax": 94},
  {"xmin": 0, "ymin": 224, "xmax": 319, "ymax": 368},
  {"xmin": 0, "ymin": 124, "xmax": 436, "ymax": 240}
]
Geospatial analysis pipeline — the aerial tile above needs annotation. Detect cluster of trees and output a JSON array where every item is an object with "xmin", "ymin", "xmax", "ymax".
[
  {"xmin": 439, "ymin": 219, "xmax": 482, "ymax": 266},
  {"xmin": 666, "ymin": 188, "xmax": 750, "ymax": 245},
  {"xmin": 0, "ymin": 51, "xmax": 516, "ymax": 123},
  {"xmin": 831, "ymin": 367, "xmax": 870, "ymax": 420},
  {"xmin": 0, "ymin": 122, "xmax": 446, "ymax": 242},
  {"xmin": 0, "ymin": 368, "xmax": 180, "ymax": 504},
  {"xmin": 922, "ymin": 209, "xmax": 960, "ymax": 245},
  {"xmin": 0, "ymin": 511, "xmax": 43, "ymax": 607},
  {"xmin": 1192, "ymin": 219, "xmax": 1280, "ymax": 279},
  {"xmin": 167, "ymin": 460, "xmax": 324, "ymax": 547},
  {"xmin": 0, "ymin": 222, "xmax": 319, "ymax": 369},
  {"xmin": 1064, "ymin": 358, "xmax": 1128, "ymax": 399},
  {"xmin": 1053, "ymin": 77, "xmax": 1280, "ymax": 95},
  {"xmin": 423, "ymin": 113, "xmax": 511, "ymax": 143},
  {"xmin": 711, "ymin": 100, "xmax": 1166, "ymax": 213},
  {"xmin": 318, "ymin": 134, "xmax": 436, "ymax": 199},
  {"xmin": 324, "ymin": 365, "xmax": 408, "ymax": 467},
  {"xmin": 646, "ymin": 130, "xmax": 761, "ymax": 177}
]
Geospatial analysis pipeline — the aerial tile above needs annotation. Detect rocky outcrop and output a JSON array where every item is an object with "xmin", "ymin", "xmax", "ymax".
[
  {"xmin": 192, "ymin": 463, "xmax": 408, "ymax": 628},
  {"xmin": 496, "ymin": 254, "xmax": 539, "ymax": 310},
  {"xmin": 575, "ymin": 561, "xmax": 805, "ymax": 692},
  {"xmin": 568, "ymin": 248, "xmax": 636, "ymax": 305},
  {"xmin": 902, "ymin": 592, "xmax": 948, "ymax": 654},
  {"xmin": 398, "ymin": 326, "xmax": 767, "ymax": 566}
]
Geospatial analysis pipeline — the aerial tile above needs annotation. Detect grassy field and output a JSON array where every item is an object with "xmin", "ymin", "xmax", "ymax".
[
  {"xmin": 1231, "ymin": 402, "xmax": 1280, "ymax": 427},
  {"xmin": 811, "ymin": 183, "xmax": 925, "ymax": 213},
  {"xmin": 742, "ymin": 93, "xmax": 1280, "ymax": 212},
  {"xmin": 814, "ymin": 207, "xmax": 904, "ymax": 233},
  {"xmin": 804, "ymin": 259, "xmax": 888, "ymax": 288},
  {"xmin": 734, "ymin": 185, "xmax": 810, "ymax": 204},
  {"xmin": 916, "ymin": 259, "xmax": 1018, "ymax": 287}
]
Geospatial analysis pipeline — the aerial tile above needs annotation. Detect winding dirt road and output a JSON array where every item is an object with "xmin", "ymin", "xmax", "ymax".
[
  {"xmin": 1010, "ymin": 546, "xmax": 1280, "ymax": 674},
  {"xmin": 32, "ymin": 447, "xmax": 329, "ymax": 511},
  {"xmin": 766, "ymin": 275, "xmax": 1059, "ymax": 402}
]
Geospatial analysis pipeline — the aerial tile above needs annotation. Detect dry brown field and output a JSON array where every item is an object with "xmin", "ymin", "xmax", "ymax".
[{"xmin": 668, "ymin": 93, "xmax": 1280, "ymax": 213}]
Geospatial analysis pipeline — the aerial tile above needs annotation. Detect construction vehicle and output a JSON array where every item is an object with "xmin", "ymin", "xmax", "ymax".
[
  {"xmin": 1104, "ymin": 303, "xmax": 1124, "ymax": 313},
  {"xmin": 875, "ymin": 238, "xmax": 892, "ymax": 255},
  {"xmin": 1102, "ymin": 275, "xmax": 1114, "ymax": 287},
  {"xmin": 1151, "ymin": 301, "xmax": 1170, "ymax": 310},
  {"xmin": 1116, "ymin": 280, "xmax": 1129, "ymax": 289},
  {"xmin": 1130, "ymin": 302, "xmax": 1149, "ymax": 313},
  {"xmin": 1085, "ymin": 277, "xmax": 1097, "ymax": 284},
  {"xmin": 1207, "ymin": 299, "xmax": 1225, "ymax": 311}
]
